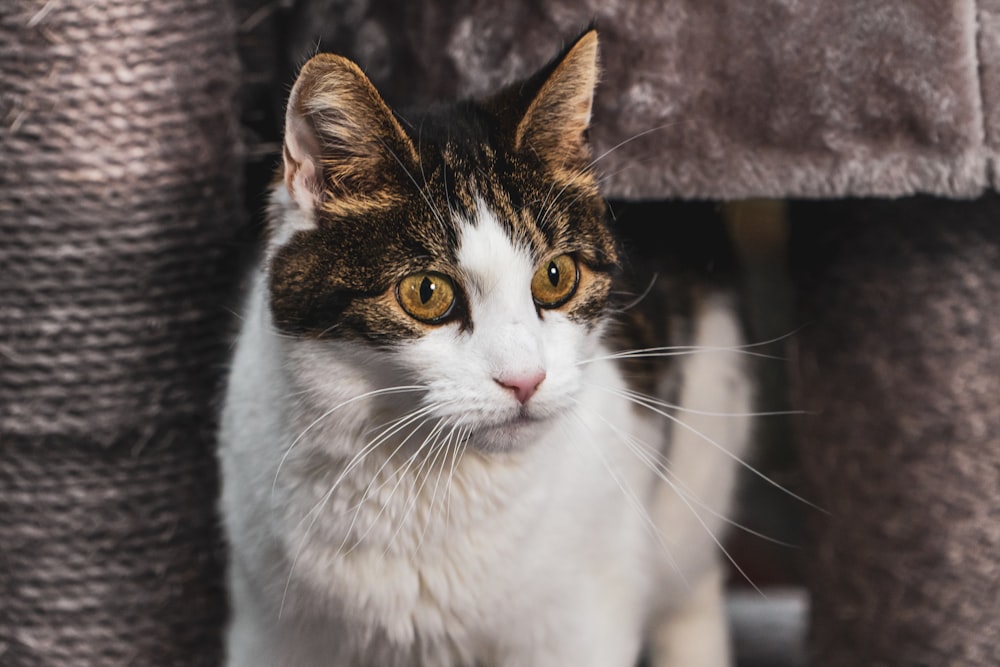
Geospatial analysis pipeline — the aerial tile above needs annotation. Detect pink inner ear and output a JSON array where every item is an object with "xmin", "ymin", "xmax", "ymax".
[{"xmin": 283, "ymin": 113, "xmax": 322, "ymax": 211}]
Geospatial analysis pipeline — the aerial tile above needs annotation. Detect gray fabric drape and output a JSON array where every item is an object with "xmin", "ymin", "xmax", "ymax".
[{"xmin": 276, "ymin": 0, "xmax": 1000, "ymax": 200}]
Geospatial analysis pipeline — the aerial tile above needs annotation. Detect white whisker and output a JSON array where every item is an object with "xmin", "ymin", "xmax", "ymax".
[
  {"xmin": 624, "ymin": 431, "xmax": 765, "ymax": 596},
  {"xmin": 278, "ymin": 403, "xmax": 441, "ymax": 618},
  {"xmin": 578, "ymin": 345, "xmax": 783, "ymax": 366},
  {"xmin": 338, "ymin": 412, "xmax": 451, "ymax": 552},
  {"xmin": 443, "ymin": 426, "xmax": 470, "ymax": 530},
  {"xmin": 599, "ymin": 383, "xmax": 806, "ymax": 419},
  {"xmin": 566, "ymin": 400, "xmax": 686, "ymax": 584},
  {"xmin": 537, "ymin": 168, "xmax": 593, "ymax": 230},
  {"xmin": 579, "ymin": 400, "xmax": 773, "ymax": 593},
  {"xmin": 538, "ymin": 123, "xmax": 690, "ymax": 231},
  {"xmin": 378, "ymin": 137, "xmax": 449, "ymax": 234},
  {"xmin": 376, "ymin": 417, "xmax": 452, "ymax": 557},
  {"xmin": 534, "ymin": 180, "xmax": 559, "ymax": 225},
  {"xmin": 416, "ymin": 121, "xmax": 450, "ymax": 230},
  {"xmin": 592, "ymin": 383, "xmax": 825, "ymax": 513},
  {"xmin": 587, "ymin": 123, "xmax": 689, "ymax": 172},
  {"xmin": 598, "ymin": 406, "xmax": 796, "ymax": 547},
  {"xmin": 271, "ymin": 385, "xmax": 427, "ymax": 495},
  {"xmin": 612, "ymin": 272, "xmax": 659, "ymax": 314},
  {"xmin": 578, "ymin": 327, "xmax": 805, "ymax": 367},
  {"xmin": 413, "ymin": 422, "xmax": 462, "ymax": 553}
]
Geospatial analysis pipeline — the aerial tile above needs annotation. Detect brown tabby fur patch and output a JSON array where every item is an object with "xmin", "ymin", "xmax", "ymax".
[{"xmin": 269, "ymin": 30, "xmax": 619, "ymax": 342}]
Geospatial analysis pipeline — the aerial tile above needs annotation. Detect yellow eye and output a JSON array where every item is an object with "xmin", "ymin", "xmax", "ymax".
[
  {"xmin": 531, "ymin": 254, "xmax": 579, "ymax": 308},
  {"xmin": 396, "ymin": 272, "xmax": 457, "ymax": 323}
]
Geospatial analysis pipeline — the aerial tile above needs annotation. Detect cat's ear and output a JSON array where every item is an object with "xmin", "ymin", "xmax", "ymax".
[
  {"xmin": 513, "ymin": 30, "xmax": 600, "ymax": 170},
  {"xmin": 282, "ymin": 54, "xmax": 418, "ymax": 212}
]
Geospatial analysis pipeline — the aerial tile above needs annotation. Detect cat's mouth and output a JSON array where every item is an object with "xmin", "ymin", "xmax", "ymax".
[
  {"xmin": 468, "ymin": 408, "xmax": 551, "ymax": 450},
  {"xmin": 490, "ymin": 404, "xmax": 543, "ymax": 426},
  {"xmin": 503, "ymin": 409, "xmax": 541, "ymax": 427}
]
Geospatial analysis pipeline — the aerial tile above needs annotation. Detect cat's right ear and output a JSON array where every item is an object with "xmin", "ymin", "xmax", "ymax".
[{"xmin": 282, "ymin": 54, "xmax": 418, "ymax": 213}]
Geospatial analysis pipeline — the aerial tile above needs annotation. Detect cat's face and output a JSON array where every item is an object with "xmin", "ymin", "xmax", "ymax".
[{"xmin": 268, "ymin": 31, "xmax": 616, "ymax": 450}]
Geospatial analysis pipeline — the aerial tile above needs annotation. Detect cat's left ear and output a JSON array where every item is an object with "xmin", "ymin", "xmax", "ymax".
[{"xmin": 512, "ymin": 30, "xmax": 600, "ymax": 170}]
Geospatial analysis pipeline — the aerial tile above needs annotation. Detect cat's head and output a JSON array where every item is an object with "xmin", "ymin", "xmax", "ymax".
[{"xmin": 268, "ymin": 30, "xmax": 618, "ymax": 450}]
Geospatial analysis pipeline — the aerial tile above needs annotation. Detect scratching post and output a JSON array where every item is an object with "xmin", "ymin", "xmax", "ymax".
[
  {"xmin": 1, "ymin": 1, "xmax": 242, "ymax": 664},
  {"xmin": 790, "ymin": 197, "xmax": 1000, "ymax": 665}
]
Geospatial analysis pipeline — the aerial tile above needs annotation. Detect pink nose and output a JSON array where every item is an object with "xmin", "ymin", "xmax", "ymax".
[{"xmin": 494, "ymin": 371, "xmax": 546, "ymax": 405}]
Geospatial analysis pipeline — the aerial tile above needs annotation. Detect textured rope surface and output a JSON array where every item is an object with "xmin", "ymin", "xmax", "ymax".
[
  {"xmin": 1, "ymin": 0, "xmax": 241, "ymax": 664},
  {"xmin": 1, "ymin": 0, "xmax": 241, "ymax": 440},
  {"xmin": 0, "ymin": 433, "xmax": 225, "ymax": 666}
]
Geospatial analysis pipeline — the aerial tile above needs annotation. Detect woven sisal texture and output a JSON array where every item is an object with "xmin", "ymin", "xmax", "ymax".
[
  {"xmin": 1, "ymin": 0, "xmax": 242, "ymax": 664},
  {"xmin": 790, "ymin": 197, "xmax": 1000, "ymax": 666},
  {"xmin": 1, "ymin": 0, "xmax": 241, "ymax": 440},
  {"xmin": 0, "ymin": 433, "xmax": 225, "ymax": 666}
]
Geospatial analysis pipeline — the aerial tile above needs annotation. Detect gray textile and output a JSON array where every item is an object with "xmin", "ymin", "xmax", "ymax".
[
  {"xmin": 280, "ymin": 0, "xmax": 1000, "ymax": 199},
  {"xmin": 790, "ymin": 198, "xmax": 1000, "ymax": 665},
  {"xmin": 1, "ymin": 0, "xmax": 241, "ymax": 664}
]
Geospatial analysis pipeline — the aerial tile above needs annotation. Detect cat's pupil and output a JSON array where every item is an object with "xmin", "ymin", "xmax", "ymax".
[
  {"xmin": 420, "ymin": 277, "xmax": 435, "ymax": 303},
  {"xmin": 547, "ymin": 262, "xmax": 559, "ymax": 287}
]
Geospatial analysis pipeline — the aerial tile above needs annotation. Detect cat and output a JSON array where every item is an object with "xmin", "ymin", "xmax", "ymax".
[{"xmin": 218, "ymin": 29, "xmax": 753, "ymax": 667}]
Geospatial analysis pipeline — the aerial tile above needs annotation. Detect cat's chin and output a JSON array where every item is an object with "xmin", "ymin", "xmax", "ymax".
[{"xmin": 468, "ymin": 412, "xmax": 555, "ymax": 453}]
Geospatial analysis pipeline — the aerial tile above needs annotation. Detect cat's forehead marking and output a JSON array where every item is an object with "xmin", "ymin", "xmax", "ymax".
[{"xmin": 457, "ymin": 200, "xmax": 536, "ymax": 297}]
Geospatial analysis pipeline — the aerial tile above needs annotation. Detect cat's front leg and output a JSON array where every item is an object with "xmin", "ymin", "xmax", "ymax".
[
  {"xmin": 646, "ymin": 566, "xmax": 732, "ymax": 667},
  {"xmin": 492, "ymin": 606, "xmax": 644, "ymax": 667},
  {"xmin": 224, "ymin": 572, "xmax": 282, "ymax": 667},
  {"xmin": 496, "ymin": 640, "xmax": 642, "ymax": 667}
]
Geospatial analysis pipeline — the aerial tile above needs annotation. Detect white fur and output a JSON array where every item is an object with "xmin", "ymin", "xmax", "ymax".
[
  {"xmin": 266, "ymin": 185, "xmax": 316, "ymax": 255},
  {"xmin": 219, "ymin": 197, "xmax": 752, "ymax": 666}
]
